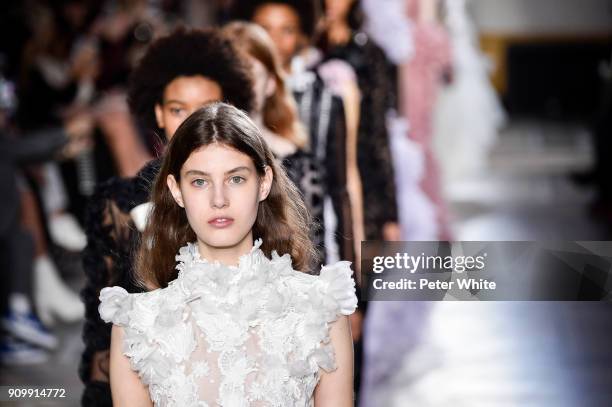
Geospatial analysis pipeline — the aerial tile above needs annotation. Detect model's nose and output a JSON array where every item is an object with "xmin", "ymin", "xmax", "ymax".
[{"xmin": 211, "ymin": 183, "xmax": 229, "ymax": 209}]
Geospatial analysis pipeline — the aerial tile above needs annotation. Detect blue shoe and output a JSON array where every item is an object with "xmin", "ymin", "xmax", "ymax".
[
  {"xmin": 2, "ymin": 310, "xmax": 58, "ymax": 350},
  {"xmin": 0, "ymin": 336, "xmax": 49, "ymax": 366}
]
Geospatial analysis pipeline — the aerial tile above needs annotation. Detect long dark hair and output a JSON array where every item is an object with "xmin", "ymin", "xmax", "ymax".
[{"xmin": 136, "ymin": 102, "xmax": 316, "ymax": 288}]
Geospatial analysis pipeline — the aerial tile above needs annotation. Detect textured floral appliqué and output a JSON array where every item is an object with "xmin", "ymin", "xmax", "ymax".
[{"xmin": 98, "ymin": 238, "xmax": 358, "ymax": 406}]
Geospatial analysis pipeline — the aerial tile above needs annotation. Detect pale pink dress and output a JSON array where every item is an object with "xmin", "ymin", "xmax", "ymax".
[{"xmin": 400, "ymin": 0, "xmax": 453, "ymax": 240}]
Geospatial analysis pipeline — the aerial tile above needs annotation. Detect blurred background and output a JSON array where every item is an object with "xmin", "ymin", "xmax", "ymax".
[{"xmin": 0, "ymin": 0, "xmax": 611, "ymax": 406}]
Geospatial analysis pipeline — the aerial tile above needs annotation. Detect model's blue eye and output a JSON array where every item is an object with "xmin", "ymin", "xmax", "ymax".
[
  {"xmin": 169, "ymin": 107, "xmax": 184, "ymax": 116},
  {"xmin": 229, "ymin": 176, "xmax": 245, "ymax": 184},
  {"xmin": 192, "ymin": 179, "xmax": 207, "ymax": 187}
]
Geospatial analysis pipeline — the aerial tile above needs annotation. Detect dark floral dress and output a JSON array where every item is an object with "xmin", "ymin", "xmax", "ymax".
[{"xmin": 79, "ymin": 159, "xmax": 160, "ymax": 406}]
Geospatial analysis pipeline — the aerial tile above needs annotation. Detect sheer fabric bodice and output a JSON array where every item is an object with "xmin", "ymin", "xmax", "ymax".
[{"xmin": 99, "ymin": 239, "xmax": 358, "ymax": 406}]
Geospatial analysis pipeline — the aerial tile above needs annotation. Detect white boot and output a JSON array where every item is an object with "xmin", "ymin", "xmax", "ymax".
[
  {"xmin": 34, "ymin": 256, "xmax": 85, "ymax": 326},
  {"xmin": 48, "ymin": 213, "xmax": 87, "ymax": 252}
]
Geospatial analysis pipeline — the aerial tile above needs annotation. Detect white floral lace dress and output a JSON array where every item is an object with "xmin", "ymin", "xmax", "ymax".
[{"xmin": 98, "ymin": 239, "xmax": 358, "ymax": 406}]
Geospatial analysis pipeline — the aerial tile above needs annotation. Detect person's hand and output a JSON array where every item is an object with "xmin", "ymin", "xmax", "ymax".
[
  {"xmin": 71, "ymin": 41, "xmax": 99, "ymax": 81},
  {"xmin": 97, "ymin": 11, "xmax": 135, "ymax": 42},
  {"xmin": 60, "ymin": 112, "xmax": 94, "ymax": 159},
  {"xmin": 382, "ymin": 221, "xmax": 402, "ymax": 241},
  {"xmin": 65, "ymin": 110, "xmax": 94, "ymax": 138}
]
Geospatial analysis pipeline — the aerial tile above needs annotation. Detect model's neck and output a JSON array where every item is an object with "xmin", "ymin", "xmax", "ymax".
[
  {"xmin": 196, "ymin": 232, "xmax": 254, "ymax": 267},
  {"xmin": 327, "ymin": 20, "xmax": 351, "ymax": 46}
]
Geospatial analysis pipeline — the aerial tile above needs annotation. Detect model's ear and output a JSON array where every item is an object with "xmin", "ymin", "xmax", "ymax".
[
  {"xmin": 166, "ymin": 174, "xmax": 184, "ymax": 207},
  {"xmin": 265, "ymin": 76, "xmax": 276, "ymax": 98},
  {"xmin": 155, "ymin": 103, "xmax": 165, "ymax": 129},
  {"xmin": 258, "ymin": 166, "xmax": 274, "ymax": 202}
]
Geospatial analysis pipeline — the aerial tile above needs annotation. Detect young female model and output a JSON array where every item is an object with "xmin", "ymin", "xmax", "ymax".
[
  {"xmin": 99, "ymin": 102, "xmax": 358, "ymax": 406},
  {"xmin": 317, "ymin": 0, "xmax": 401, "ymax": 242},
  {"xmin": 79, "ymin": 28, "xmax": 254, "ymax": 405}
]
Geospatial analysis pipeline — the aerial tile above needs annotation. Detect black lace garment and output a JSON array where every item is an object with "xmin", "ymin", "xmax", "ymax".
[
  {"xmin": 322, "ymin": 32, "xmax": 399, "ymax": 240},
  {"xmin": 282, "ymin": 149, "xmax": 325, "ymax": 257},
  {"xmin": 79, "ymin": 159, "xmax": 160, "ymax": 406}
]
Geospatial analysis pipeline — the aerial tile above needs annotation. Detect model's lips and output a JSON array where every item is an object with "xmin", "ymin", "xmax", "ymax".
[{"xmin": 208, "ymin": 217, "xmax": 234, "ymax": 228}]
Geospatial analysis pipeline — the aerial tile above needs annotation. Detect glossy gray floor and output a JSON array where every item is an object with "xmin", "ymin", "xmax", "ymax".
[{"xmin": 364, "ymin": 119, "xmax": 612, "ymax": 407}]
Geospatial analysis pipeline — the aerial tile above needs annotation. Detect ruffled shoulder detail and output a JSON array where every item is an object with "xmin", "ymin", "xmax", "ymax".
[
  {"xmin": 318, "ymin": 261, "xmax": 358, "ymax": 317},
  {"xmin": 98, "ymin": 286, "xmax": 133, "ymax": 326},
  {"xmin": 298, "ymin": 261, "xmax": 358, "ymax": 374},
  {"xmin": 98, "ymin": 285, "xmax": 195, "ymax": 388}
]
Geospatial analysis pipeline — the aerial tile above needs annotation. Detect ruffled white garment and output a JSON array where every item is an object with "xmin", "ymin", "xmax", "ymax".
[
  {"xmin": 388, "ymin": 113, "xmax": 439, "ymax": 240},
  {"xmin": 361, "ymin": 0, "xmax": 414, "ymax": 64},
  {"xmin": 432, "ymin": 0, "xmax": 506, "ymax": 183},
  {"xmin": 99, "ymin": 239, "xmax": 357, "ymax": 406}
]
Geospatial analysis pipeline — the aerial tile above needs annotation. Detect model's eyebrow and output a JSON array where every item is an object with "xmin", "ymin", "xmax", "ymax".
[
  {"xmin": 163, "ymin": 99, "xmax": 186, "ymax": 105},
  {"xmin": 184, "ymin": 166, "xmax": 252, "ymax": 177},
  {"xmin": 164, "ymin": 98, "xmax": 218, "ymax": 105}
]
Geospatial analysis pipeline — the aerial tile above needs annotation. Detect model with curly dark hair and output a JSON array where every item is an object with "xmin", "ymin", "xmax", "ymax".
[
  {"xmin": 78, "ymin": 27, "xmax": 254, "ymax": 406},
  {"xmin": 127, "ymin": 26, "xmax": 254, "ymax": 136}
]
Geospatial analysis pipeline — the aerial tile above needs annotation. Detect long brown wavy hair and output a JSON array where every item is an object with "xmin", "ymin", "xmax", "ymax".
[
  {"xmin": 135, "ymin": 102, "xmax": 316, "ymax": 289},
  {"xmin": 221, "ymin": 21, "xmax": 307, "ymax": 149}
]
